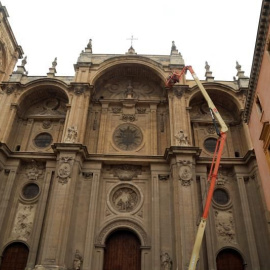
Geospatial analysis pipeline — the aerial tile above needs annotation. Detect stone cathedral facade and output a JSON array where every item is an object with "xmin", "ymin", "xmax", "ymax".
[{"xmin": 1, "ymin": 4, "xmax": 270, "ymax": 270}]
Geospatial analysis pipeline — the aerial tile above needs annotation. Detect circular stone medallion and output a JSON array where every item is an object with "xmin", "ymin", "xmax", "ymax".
[
  {"xmin": 113, "ymin": 123, "xmax": 143, "ymax": 151},
  {"xmin": 110, "ymin": 185, "xmax": 141, "ymax": 213}
]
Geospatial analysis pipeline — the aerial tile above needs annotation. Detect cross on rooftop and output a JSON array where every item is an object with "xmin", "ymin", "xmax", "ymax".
[{"xmin": 127, "ymin": 35, "xmax": 138, "ymax": 47}]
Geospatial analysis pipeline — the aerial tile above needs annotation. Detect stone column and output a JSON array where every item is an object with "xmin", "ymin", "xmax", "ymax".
[
  {"xmin": 167, "ymin": 86, "xmax": 190, "ymax": 146},
  {"xmin": 2, "ymin": 103, "xmax": 18, "ymax": 142},
  {"xmin": 150, "ymin": 104, "xmax": 158, "ymax": 155},
  {"xmin": 196, "ymin": 165, "xmax": 216, "ymax": 270},
  {"xmin": 20, "ymin": 119, "xmax": 34, "ymax": 151},
  {"xmin": 63, "ymin": 84, "xmax": 91, "ymax": 144},
  {"xmin": 165, "ymin": 146, "xmax": 201, "ymax": 269},
  {"xmin": 37, "ymin": 144, "xmax": 87, "ymax": 269},
  {"xmin": 150, "ymin": 165, "xmax": 160, "ymax": 268},
  {"xmin": 27, "ymin": 163, "xmax": 55, "ymax": 270},
  {"xmin": 235, "ymin": 173, "xmax": 260, "ymax": 269},
  {"xmin": 83, "ymin": 163, "xmax": 102, "ymax": 270},
  {"xmin": 97, "ymin": 102, "xmax": 109, "ymax": 153},
  {"xmin": 0, "ymin": 161, "xmax": 20, "ymax": 230}
]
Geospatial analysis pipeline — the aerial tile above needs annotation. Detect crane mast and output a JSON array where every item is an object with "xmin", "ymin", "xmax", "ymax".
[{"xmin": 166, "ymin": 66, "xmax": 228, "ymax": 270}]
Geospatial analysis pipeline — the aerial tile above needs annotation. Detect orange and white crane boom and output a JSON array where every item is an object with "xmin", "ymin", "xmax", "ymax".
[{"xmin": 166, "ymin": 66, "xmax": 228, "ymax": 270}]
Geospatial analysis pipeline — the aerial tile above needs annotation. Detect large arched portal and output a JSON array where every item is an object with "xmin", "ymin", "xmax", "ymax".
[
  {"xmin": 0, "ymin": 242, "xmax": 29, "ymax": 270},
  {"xmin": 216, "ymin": 248, "xmax": 245, "ymax": 270},
  {"xmin": 103, "ymin": 230, "xmax": 141, "ymax": 270}
]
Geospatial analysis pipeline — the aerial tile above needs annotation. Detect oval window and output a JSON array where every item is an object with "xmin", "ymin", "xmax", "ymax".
[
  {"xmin": 22, "ymin": 183, "xmax": 40, "ymax": 199},
  {"xmin": 213, "ymin": 188, "xmax": 229, "ymax": 205},
  {"xmin": 34, "ymin": 133, "xmax": 52, "ymax": 148},
  {"xmin": 204, "ymin": 138, "xmax": 218, "ymax": 153}
]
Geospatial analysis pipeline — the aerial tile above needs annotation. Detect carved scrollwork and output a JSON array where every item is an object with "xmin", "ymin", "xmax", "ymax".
[
  {"xmin": 112, "ymin": 107, "xmax": 122, "ymax": 113},
  {"xmin": 113, "ymin": 164, "xmax": 142, "ymax": 180},
  {"xmin": 136, "ymin": 107, "xmax": 146, "ymax": 114},
  {"xmin": 57, "ymin": 156, "xmax": 74, "ymax": 184},
  {"xmin": 158, "ymin": 174, "xmax": 169, "ymax": 181},
  {"xmin": 122, "ymin": 114, "xmax": 136, "ymax": 122},
  {"xmin": 42, "ymin": 120, "xmax": 52, "ymax": 129}
]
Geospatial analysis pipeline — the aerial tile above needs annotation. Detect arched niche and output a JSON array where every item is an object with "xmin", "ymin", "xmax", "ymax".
[
  {"xmin": 93, "ymin": 63, "xmax": 165, "ymax": 101},
  {"xmin": 8, "ymin": 86, "xmax": 69, "ymax": 152},
  {"xmin": 188, "ymin": 89, "xmax": 248, "ymax": 157}
]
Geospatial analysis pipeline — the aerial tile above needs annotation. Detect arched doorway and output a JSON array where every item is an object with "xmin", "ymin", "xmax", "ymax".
[
  {"xmin": 0, "ymin": 242, "xmax": 29, "ymax": 270},
  {"xmin": 103, "ymin": 230, "xmax": 141, "ymax": 270},
  {"xmin": 216, "ymin": 249, "xmax": 245, "ymax": 270}
]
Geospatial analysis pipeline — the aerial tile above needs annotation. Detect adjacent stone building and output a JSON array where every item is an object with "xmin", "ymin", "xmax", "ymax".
[{"xmin": 0, "ymin": 2, "xmax": 270, "ymax": 270}]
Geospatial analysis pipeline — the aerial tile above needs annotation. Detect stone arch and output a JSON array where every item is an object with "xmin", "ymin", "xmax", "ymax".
[
  {"xmin": 0, "ymin": 41, "xmax": 7, "ymax": 71},
  {"xmin": 7, "ymin": 79, "xmax": 69, "ymax": 151},
  {"xmin": 0, "ymin": 240, "xmax": 29, "ymax": 255},
  {"xmin": 91, "ymin": 55, "xmax": 166, "ymax": 86},
  {"xmin": 16, "ymin": 79, "xmax": 70, "ymax": 108},
  {"xmin": 95, "ymin": 219, "xmax": 150, "ymax": 247},
  {"xmin": 0, "ymin": 241, "xmax": 29, "ymax": 270},
  {"xmin": 188, "ymin": 85, "xmax": 242, "ymax": 124},
  {"xmin": 216, "ymin": 247, "xmax": 246, "ymax": 270}
]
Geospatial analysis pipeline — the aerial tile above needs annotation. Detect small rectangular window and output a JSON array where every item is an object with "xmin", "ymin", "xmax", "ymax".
[{"xmin": 256, "ymin": 96, "xmax": 263, "ymax": 116}]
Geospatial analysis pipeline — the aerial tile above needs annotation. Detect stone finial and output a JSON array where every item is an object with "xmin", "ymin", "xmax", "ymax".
[
  {"xmin": 85, "ymin": 39, "xmax": 92, "ymax": 53},
  {"xmin": 205, "ymin": 61, "xmax": 214, "ymax": 82},
  {"xmin": 171, "ymin": 41, "xmax": 177, "ymax": 51},
  {"xmin": 47, "ymin": 57, "xmax": 57, "ymax": 77},
  {"xmin": 126, "ymin": 46, "xmax": 137, "ymax": 55},
  {"xmin": 52, "ymin": 57, "xmax": 57, "ymax": 68},
  {"xmin": 171, "ymin": 41, "xmax": 179, "ymax": 55},
  {"xmin": 22, "ymin": 56, "xmax": 27, "ymax": 67},
  {"xmin": 235, "ymin": 61, "xmax": 247, "ymax": 79},
  {"xmin": 14, "ymin": 56, "xmax": 28, "ymax": 75}
]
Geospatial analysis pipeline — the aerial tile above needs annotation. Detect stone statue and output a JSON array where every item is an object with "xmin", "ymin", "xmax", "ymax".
[
  {"xmin": 171, "ymin": 41, "xmax": 177, "ymax": 51},
  {"xmin": 86, "ymin": 39, "xmax": 92, "ymax": 53},
  {"xmin": 175, "ymin": 130, "xmax": 190, "ymax": 146},
  {"xmin": 73, "ymin": 250, "xmax": 83, "ymax": 270},
  {"xmin": 161, "ymin": 252, "xmax": 172, "ymax": 270},
  {"xmin": 65, "ymin": 126, "xmax": 78, "ymax": 143}
]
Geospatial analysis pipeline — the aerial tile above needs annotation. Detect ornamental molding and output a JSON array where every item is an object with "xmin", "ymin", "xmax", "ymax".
[
  {"xmin": 178, "ymin": 160, "xmax": 192, "ymax": 186},
  {"xmin": 122, "ymin": 114, "xmax": 136, "ymax": 122},
  {"xmin": 57, "ymin": 156, "xmax": 74, "ymax": 184},
  {"xmin": 113, "ymin": 164, "xmax": 142, "ymax": 181},
  {"xmin": 95, "ymin": 219, "xmax": 149, "ymax": 246}
]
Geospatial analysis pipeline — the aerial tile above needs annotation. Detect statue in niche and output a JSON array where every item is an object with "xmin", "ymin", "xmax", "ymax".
[
  {"xmin": 124, "ymin": 80, "xmax": 135, "ymax": 98},
  {"xmin": 175, "ymin": 130, "xmax": 190, "ymax": 146},
  {"xmin": 73, "ymin": 250, "xmax": 83, "ymax": 270},
  {"xmin": 65, "ymin": 126, "xmax": 78, "ymax": 143},
  {"xmin": 160, "ymin": 252, "xmax": 172, "ymax": 270}
]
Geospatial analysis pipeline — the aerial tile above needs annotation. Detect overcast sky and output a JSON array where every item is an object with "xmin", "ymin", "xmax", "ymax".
[{"xmin": 2, "ymin": 0, "xmax": 262, "ymax": 80}]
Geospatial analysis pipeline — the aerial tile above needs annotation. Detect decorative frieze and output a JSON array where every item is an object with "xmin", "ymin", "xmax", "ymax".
[{"xmin": 112, "ymin": 107, "xmax": 122, "ymax": 114}]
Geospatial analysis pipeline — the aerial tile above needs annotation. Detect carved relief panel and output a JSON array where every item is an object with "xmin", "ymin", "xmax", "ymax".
[{"xmin": 11, "ymin": 203, "xmax": 36, "ymax": 241}]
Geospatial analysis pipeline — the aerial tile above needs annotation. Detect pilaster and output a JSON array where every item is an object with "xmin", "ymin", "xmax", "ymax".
[
  {"xmin": 38, "ymin": 144, "xmax": 87, "ymax": 269},
  {"xmin": 234, "ymin": 169, "xmax": 260, "ymax": 269},
  {"xmin": 165, "ymin": 146, "xmax": 201, "ymax": 269},
  {"xmin": 97, "ymin": 102, "xmax": 109, "ymax": 153}
]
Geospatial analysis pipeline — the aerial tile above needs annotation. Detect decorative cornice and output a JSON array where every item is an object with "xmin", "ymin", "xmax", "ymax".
[{"xmin": 244, "ymin": 0, "xmax": 270, "ymax": 122}]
